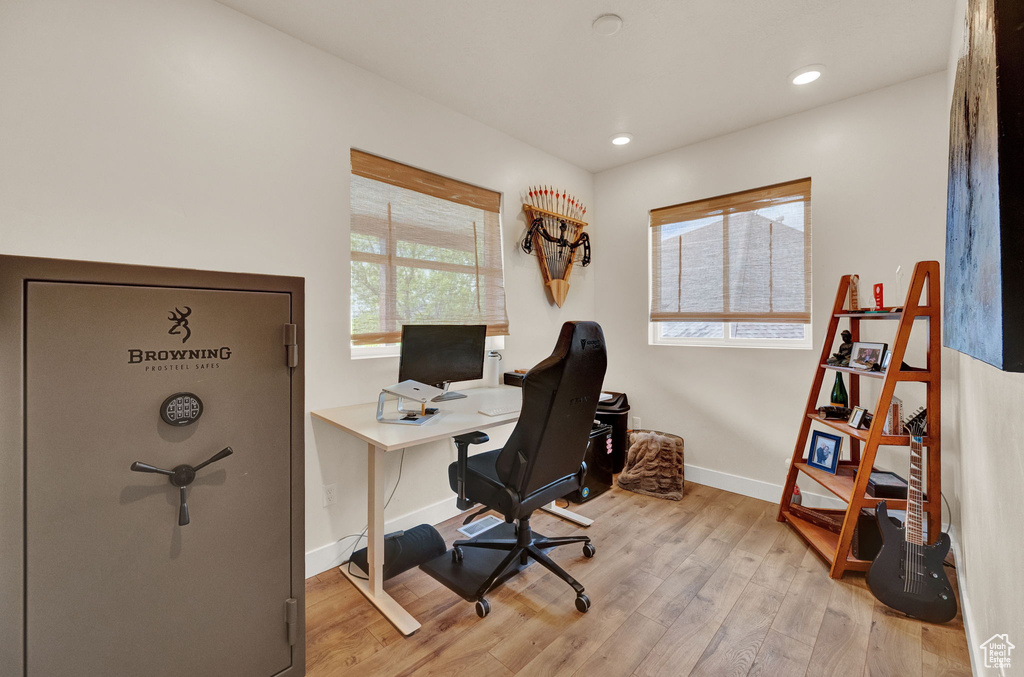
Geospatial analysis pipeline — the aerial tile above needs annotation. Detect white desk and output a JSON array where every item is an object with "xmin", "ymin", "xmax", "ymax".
[{"xmin": 311, "ymin": 385, "xmax": 592, "ymax": 636}]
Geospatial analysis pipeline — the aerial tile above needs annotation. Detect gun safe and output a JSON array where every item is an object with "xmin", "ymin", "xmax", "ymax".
[{"xmin": 0, "ymin": 255, "xmax": 305, "ymax": 677}]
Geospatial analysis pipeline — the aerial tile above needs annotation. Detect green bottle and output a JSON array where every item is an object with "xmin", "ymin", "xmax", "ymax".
[{"xmin": 830, "ymin": 372, "xmax": 849, "ymax": 407}]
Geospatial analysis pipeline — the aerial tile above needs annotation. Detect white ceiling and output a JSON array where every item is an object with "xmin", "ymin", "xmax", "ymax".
[{"xmin": 215, "ymin": 0, "xmax": 956, "ymax": 173}]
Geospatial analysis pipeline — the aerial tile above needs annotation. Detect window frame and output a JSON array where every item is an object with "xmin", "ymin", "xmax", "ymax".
[
  {"xmin": 647, "ymin": 179, "xmax": 813, "ymax": 350},
  {"xmin": 348, "ymin": 150, "xmax": 509, "ymax": 357},
  {"xmin": 648, "ymin": 321, "xmax": 812, "ymax": 350}
]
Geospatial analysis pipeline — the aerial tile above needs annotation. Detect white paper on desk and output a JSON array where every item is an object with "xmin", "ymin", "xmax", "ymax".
[{"xmin": 381, "ymin": 380, "xmax": 445, "ymax": 402}]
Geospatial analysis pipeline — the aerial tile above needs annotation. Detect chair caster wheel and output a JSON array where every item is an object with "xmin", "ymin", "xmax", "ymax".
[
  {"xmin": 452, "ymin": 547, "xmax": 464, "ymax": 563},
  {"xmin": 475, "ymin": 598, "xmax": 490, "ymax": 618},
  {"xmin": 575, "ymin": 593, "xmax": 591, "ymax": 613},
  {"xmin": 582, "ymin": 543, "xmax": 596, "ymax": 558}
]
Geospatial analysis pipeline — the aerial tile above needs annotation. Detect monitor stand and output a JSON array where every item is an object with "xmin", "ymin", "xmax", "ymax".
[{"xmin": 431, "ymin": 382, "xmax": 467, "ymax": 402}]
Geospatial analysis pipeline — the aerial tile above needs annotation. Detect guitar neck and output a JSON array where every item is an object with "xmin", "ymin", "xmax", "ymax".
[{"xmin": 905, "ymin": 436, "xmax": 926, "ymax": 546}]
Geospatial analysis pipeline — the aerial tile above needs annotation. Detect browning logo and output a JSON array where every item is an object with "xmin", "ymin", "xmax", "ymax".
[
  {"xmin": 168, "ymin": 306, "xmax": 192, "ymax": 343},
  {"xmin": 127, "ymin": 305, "xmax": 233, "ymax": 369}
]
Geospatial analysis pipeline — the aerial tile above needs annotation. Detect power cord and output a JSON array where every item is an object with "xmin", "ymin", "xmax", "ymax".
[
  {"xmin": 345, "ymin": 449, "xmax": 407, "ymax": 581},
  {"xmin": 941, "ymin": 491, "xmax": 956, "ymax": 570}
]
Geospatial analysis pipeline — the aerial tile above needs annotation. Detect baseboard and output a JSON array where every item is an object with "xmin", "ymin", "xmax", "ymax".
[
  {"xmin": 305, "ymin": 496, "xmax": 463, "ymax": 578},
  {"xmin": 684, "ymin": 462, "xmax": 846, "ymax": 510},
  {"xmin": 947, "ymin": 525, "xmax": 982, "ymax": 676}
]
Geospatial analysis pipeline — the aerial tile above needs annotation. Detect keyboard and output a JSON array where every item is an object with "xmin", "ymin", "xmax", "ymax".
[{"xmin": 477, "ymin": 403, "xmax": 521, "ymax": 417}]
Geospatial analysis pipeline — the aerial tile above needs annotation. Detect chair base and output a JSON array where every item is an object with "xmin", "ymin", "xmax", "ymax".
[
  {"xmin": 419, "ymin": 518, "xmax": 593, "ymax": 616},
  {"xmin": 420, "ymin": 522, "xmax": 548, "ymax": 602}
]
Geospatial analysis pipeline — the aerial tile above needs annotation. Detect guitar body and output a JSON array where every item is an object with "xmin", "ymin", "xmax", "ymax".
[{"xmin": 867, "ymin": 501, "xmax": 957, "ymax": 623}]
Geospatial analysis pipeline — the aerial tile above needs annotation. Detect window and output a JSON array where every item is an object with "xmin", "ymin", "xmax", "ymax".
[
  {"xmin": 649, "ymin": 178, "xmax": 812, "ymax": 348},
  {"xmin": 350, "ymin": 150, "xmax": 508, "ymax": 352}
]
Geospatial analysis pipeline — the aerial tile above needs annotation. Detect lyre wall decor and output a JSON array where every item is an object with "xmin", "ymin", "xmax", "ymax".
[{"xmin": 521, "ymin": 186, "xmax": 591, "ymax": 307}]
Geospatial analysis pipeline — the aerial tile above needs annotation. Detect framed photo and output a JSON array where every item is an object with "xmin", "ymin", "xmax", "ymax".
[
  {"xmin": 881, "ymin": 350, "xmax": 893, "ymax": 370},
  {"xmin": 850, "ymin": 341, "xmax": 888, "ymax": 371},
  {"xmin": 807, "ymin": 430, "xmax": 843, "ymax": 474},
  {"xmin": 848, "ymin": 406, "xmax": 867, "ymax": 429}
]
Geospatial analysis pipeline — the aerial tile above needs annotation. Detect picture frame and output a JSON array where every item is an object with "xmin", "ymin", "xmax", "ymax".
[
  {"xmin": 849, "ymin": 341, "xmax": 888, "ymax": 371},
  {"xmin": 848, "ymin": 406, "xmax": 867, "ymax": 429},
  {"xmin": 807, "ymin": 430, "xmax": 843, "ymax": 474},
  {"xmin": 881, "ymin": 349, "xmax": 893, "ymax": 370}
]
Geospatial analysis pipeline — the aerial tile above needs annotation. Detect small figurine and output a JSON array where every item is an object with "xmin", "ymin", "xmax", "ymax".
[{"xmin": 827, "ymin": 330, "xmax": 853, "ymax": 366}]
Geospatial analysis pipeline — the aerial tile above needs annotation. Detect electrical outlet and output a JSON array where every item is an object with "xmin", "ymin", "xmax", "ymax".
[
  {"xmin": 322, "ymin": 483, "xmax": 337, "ymax": 507},
  {"xmin": 631, "ymin": 416, "xmax": 642, "ymax": 430}
]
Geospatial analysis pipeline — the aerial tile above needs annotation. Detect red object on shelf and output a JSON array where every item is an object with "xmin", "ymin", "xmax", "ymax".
[{"xmin": 873, "ymin": 283, "xmax": 884, "ymax": 310}]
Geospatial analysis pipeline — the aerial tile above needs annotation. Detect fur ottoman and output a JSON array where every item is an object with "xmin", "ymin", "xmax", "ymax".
[{"xmin": 616, "ymin": 430, "xmax": 685, "ymax": 500}]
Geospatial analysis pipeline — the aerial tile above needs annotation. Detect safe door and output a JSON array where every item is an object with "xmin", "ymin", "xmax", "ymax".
[{"xmin": 21, "ymin": 279, "xmax": 300, "ymax": 677}]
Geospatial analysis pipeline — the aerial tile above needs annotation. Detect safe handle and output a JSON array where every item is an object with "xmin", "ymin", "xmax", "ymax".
[
  {"xmin": 193, "ymin": 446, "xmax": 233, "ymax": 472},
  {"xmin": 129, "ymin": 462, "xmax": 174, "ymax": 476},
  {"xmin": 178, "ymin": 486, "xmax": 189, "ymax": 526},
  {"xmin": 129, "ymin": 447, "xmax": 233, "ymax": 526}
]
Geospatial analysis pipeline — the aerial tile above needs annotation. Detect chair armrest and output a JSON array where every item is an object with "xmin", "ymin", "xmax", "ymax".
[
  {"xmin": 453, "ymin": 431, "xmax": 489, "ymax": 510},
  {"xmin": 454, "ymin": 431, "xmax": 490, "ymax": 446}
]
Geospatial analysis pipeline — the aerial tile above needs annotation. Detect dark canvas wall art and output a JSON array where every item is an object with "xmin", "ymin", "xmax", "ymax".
[{"xmin": 945, "ymin": 0, "xmax": 1024, "ymax": 371}]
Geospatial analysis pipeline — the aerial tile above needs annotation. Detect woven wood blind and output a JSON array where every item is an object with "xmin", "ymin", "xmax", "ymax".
[
  {"xmin": 649, "ymin": 178, "xmax": 811, "ymax": 324},
  {"xmin": 350, "ymin": 150, "xmax": 508, "ymax": 346}
]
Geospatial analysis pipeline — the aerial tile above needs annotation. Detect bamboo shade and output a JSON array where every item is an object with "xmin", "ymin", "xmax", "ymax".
[
  {"xmin": 649, "ymin": 178, "xmax": 811, "ymax": 324},
  {"xmin": 352, "ymin": 150, "xmax": 501, "ymax": 212},
  {"xmin": 350, "ymin": 150, "xmax": 508, "ymax": 346}
]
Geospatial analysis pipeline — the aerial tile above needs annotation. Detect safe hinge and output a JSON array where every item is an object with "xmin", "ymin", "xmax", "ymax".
[
  {"xmin": 283, "ymin": 324, "xmax": 298, "ymax": 368},
  {"xmin": 285, "ymin": 597, "xmax": 298, "ymax": 645}
]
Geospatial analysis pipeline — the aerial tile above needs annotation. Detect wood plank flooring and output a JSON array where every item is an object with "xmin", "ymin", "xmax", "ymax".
[{"xmin": 304, "ymin": 483, "xmax": 972, "ymax": 677}]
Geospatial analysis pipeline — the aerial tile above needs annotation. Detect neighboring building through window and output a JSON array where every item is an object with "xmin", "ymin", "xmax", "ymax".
[
  {"xmin": 349, "ymin": 150, "xmax": 508, "ymax": 354},
  {"xmin": 649, "ymin": 178, "xmax": 812, "ymax": 348}
]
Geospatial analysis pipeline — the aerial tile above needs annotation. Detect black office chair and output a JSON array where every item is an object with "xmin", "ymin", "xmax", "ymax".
[{"xmin": 447, "ymin": 321, "xmax": 607, "ymax": 618}]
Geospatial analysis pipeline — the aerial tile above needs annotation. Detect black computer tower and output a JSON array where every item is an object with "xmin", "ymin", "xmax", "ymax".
[
  {"xmin": 596, "ymin": 391, "xmax": 629, "ymax": 473},
  {"xmin": 568, "ymin": 423, "xmax": 614, "ymax": 503}
]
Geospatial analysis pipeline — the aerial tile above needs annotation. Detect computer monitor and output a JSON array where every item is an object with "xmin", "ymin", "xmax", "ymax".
[{"xmin": 398, "ymin": 324, "xmax": 487, "ymax": 401}]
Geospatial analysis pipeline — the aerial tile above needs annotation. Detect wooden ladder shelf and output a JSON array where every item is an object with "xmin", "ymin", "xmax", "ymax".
[{"xmin": 777, "ymin": 260, "xmax": 942, "ymax": 579}]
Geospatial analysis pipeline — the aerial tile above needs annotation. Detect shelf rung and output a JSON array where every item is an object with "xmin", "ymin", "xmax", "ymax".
[
  {"xmin": 821, "ymin": 364, "xmax": 885, "ymax": 379},
  {"xmin": 820, "ymin": 364, "xmax": 932, "ymax": 381},
  {"xmin": 893, "ymin": 368, "xmax": 932, "ymax": 382},
  {"xmin": 782, "ymin": 510, "xmax": 839, "ymax": 564},
  {"xmin": 807, "ymin": 413, "xmax": 933, "ymax": 446},
  {"xmin": 793, "ymin": 463, "xmax": 907, "ymax": 508},
  {"xmin": 833, "ymin": 311, "xmax": 932, "ymax": 320},
  {"xmin": 843, "ymin": 558, "xmax": 872, "ymax": 571},
  {"xmin": 808, "ymin": 413, "xmax": 868, "ymax": 441}
]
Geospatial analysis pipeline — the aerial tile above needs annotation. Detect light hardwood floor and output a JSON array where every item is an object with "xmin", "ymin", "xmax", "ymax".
[{"xmin": 304, "ymin": 483, "xmax": 972, "ymax": 677}]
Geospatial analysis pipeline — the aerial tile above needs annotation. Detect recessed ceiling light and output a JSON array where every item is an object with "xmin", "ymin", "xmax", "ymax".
[
  {"xmin": 611, "ymin": 133, "xmax": 632, "ymax": 146},
  {"xmin": 790, "ymin": 65, "xmax": 825, "ymax": 85},
  {"xmin": 592, "ymin": 14, "xmax": 623, "ymax": 36}
]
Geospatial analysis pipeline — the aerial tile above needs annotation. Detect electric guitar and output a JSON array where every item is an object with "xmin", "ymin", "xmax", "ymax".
[{"xmin": 866, "ymin": 408, "xmax": 957, "ymax": 623}]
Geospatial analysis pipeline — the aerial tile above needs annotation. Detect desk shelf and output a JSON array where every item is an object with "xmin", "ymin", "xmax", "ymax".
[
  {"xmin": 779, "ymin": 508, "xmax": 872, "ymax": 572},
  {"xmin": 792, "ymin": 463, "xmax": 907, "ymax": 510}
]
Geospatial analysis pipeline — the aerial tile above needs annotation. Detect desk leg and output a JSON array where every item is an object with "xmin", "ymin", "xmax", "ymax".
[
  {"xmin": 339, "ymin": 443, "xmax": 421, "ymax": 636},
  {"xmin": 540, "ymin": 501, "xmax": 594, "ymax": 527}
]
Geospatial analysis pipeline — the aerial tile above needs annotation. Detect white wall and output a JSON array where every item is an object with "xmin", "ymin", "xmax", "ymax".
[
  {"xmin": 592, "ymin": 73, "xmax": 950, "ymax": 502},
  {"xmin": 0, "ymin": 0, "xmax": 595, "ymax": 576},
  {"xmin": 951, "ymin": 356, "xmax": 1024, "ymax": 661}
]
